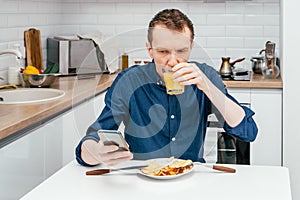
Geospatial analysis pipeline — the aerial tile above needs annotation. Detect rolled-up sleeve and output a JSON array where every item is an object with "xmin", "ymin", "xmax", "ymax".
[{"xmin": 223, "ymin": 106, "xmax": 258, "ymax": 142}]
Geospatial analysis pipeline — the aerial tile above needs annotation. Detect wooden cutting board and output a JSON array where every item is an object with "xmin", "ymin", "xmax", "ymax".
[{"xmin": 24, "ymin": 28, "xmax": 44, "ymax": 70}]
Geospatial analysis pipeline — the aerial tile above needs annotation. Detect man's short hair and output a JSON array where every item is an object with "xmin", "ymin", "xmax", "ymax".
[{"xmin": 147, "ymin": 9, "xmax": 195, "ymax": 44}]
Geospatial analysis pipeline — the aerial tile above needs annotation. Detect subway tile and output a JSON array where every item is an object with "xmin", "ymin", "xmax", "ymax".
[
  {"xmin": 0, "ymin": 0, "xmax": 280, "ymax": 71},
  {"xmin": 264, "ymin": 3, "xmax": 280, "ymax": 14},
  {"xmin": 62, "ymin": 14, "xmax": 97, "ymax": 25},
  {"xmin": 116, "ymin": 3, "xmax": 152, "ymax": 14},
  {"xmin": 151, "ymin": 2, "xmax": 188, "ymax": 14},
  {"xmin": 245, "ymin": 14, "xmax": 279, "ymax": 26},
  {"xmin": 0, "ymin": 15, "xmax": 8, "ymax": 27},
  {"xmin": 226, "ymin": 25, "xmax": 264, "ymax": 37},
  {"xmin": 188, "ymin": 14, "xmax": 207, "ymax": 25},
  {"xmin": 37, "ymin": 2, "xmax": 59, "ymax": 13},
  {"xmin": 196, "ymin": 25, "xmax": 226, "ymax": 37},
  {"xmin": 7, "ymin": 14, "xmax": 29, "ymax": 28},
  {"xmin": 194, "ymin": 37, "xmax": 207, "ymax": 48},
  {"xmin": 207, "ymin": 37, "xmax": 244, "ymax": 48},
  {"xmin": 133, "ymin": 14, "xmax": 153, "ymax": 26},
  {"xmin": 204, "ymin": 47, "xmax": 226, "ymax": 59},
  {"xmin": 91, "ymin": 25, "xmax": 116, "ymax": 37},
  {"xmin": 0, "ymin": 1, "xmax": 18, "ymax": 13},
  {"xmin": 207, "ymin": 14, "xmax": 243, "ymax": 25},
  {"xmin": 47, "ymin": 14, "xmax": 62, "ymax": 25},
  {"xmin": 0, "ymin": 28, "xmax": 20, "ymax": 43},
  {"xmin": 98, "ymin": 14, "xmax": 133, "ymax": 25},
  {"xmin": 29, "ymin": 14, "xmax": 49, "ymax": 26},
  {"xmin": 225, "ymin": 2, "xmax": 245, "ymax": 14},
  {"xmin": 80, "ymin": 3, "xmax": 116, "ymax": 14},
  {"xmin": 19, "ymin": 1, "xmax": 39, "ymax": 13},
  {"xmin": 244, "ymin": 37, "xmax": 268, "ymax": 48},
  {"xmin": 61, "ymin": 3, "xmax": 81, "ymax": 13},
  {"xmin": 264, "ymin": 25, "xmax": 279, "ymax": 37},
  {"xmin": 189, "ymin": 3, "xmax": 225, "ymax": 14},
  {"xmin": 54, "ymin": 25, "xmax": 81, "ymax": 35},
  {"xmin": 244, "ymin": 3, "xmax": 264, "ymax": 14},
  {"xmin": 226, "ymin": 48, "xmax": 259, "ymax": 59}
]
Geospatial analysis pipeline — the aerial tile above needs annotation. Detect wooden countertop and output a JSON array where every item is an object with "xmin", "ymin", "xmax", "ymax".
[
  {"xmin": 223, "ymin": 73, "xmax": 283, "ymax": 89},
  {"xmin": 0, "ymin": 73, "xmax": 118, "ymax": 142},
  {"xmin": 0, "ymin": 72, "xmax": 282, "ymax": 144}
]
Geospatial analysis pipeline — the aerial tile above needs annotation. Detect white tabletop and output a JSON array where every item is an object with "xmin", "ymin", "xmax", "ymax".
[{"xmin": 21, "ymin": 160, "xmax": 291, "ymax": 200}]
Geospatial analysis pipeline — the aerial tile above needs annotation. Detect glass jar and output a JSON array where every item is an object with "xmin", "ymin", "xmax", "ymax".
[{"xmin": 261, "ymin": 58, "xmax": 280, "ymax": 79}]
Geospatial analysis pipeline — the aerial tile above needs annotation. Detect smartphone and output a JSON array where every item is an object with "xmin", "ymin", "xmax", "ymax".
[{"xmin": 98, "ymin": 130, "xmax": 129, "ymax": 151}]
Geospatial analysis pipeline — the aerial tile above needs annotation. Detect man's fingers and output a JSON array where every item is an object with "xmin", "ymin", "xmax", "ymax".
[{"xmin": 100, "ymin": 151, "xmax": 133, "ymax": 165}]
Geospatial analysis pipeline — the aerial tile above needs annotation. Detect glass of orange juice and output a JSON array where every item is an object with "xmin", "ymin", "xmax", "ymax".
[{"xmin": 162, "ymin": 67, "xmax": 184, "ymax": 95}]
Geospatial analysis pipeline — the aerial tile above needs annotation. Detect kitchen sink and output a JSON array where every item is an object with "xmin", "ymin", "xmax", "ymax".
[{"xmin": 0, "ymin": 88, "xmax": 65, "ymax": 104}]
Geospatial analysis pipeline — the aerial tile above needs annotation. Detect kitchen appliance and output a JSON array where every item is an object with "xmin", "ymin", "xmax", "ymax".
[
  {"xmin": 250, "ymin": 54, "xmax": 264, "ymax": 74},
  {"xmin": 262, "ymin": 41, "xmax": 280, "ymax": 79},
  {"xmin": 251, "ymin": 41, "xmax": 280, "ymax": 78},
  {"xmin": 217, "ymin": 132, "xmax": 250, "ymax": 165},
  {"xmin": 219, "ymin": 57, "xmax": 250, "ymax": 80},
  {"xmin": 47, "ymin": 37, "xmax": 108, "ymax": 75}
]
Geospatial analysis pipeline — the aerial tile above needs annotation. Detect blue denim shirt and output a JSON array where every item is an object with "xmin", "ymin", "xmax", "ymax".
[{"xmin": 75, "ymin": 62, "xmax": 258, "ymax": 166}]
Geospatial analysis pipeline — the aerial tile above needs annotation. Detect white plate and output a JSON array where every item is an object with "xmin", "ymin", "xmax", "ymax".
[{"xmin": 139, "ymin": 158, "xmax": 194, "ymax": 180}]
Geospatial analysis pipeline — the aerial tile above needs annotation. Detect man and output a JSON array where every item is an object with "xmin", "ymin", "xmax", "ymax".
[{"xmin": 75, "ymin": 9, "xmax": 258, "ymax": 166}]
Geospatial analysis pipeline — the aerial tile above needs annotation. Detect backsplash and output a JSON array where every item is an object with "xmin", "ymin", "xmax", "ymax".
[{"xmin": 0, "ymin": 0, "xmax": 280, "ymax": 84}]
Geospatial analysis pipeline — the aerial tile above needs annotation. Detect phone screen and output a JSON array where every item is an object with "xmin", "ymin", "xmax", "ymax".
[{"xmin": 98, "ymin": 130, "xmax": 129, "ymax": 151}]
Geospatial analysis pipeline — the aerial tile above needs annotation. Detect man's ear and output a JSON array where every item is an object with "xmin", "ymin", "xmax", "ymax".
[
  {"xmin": 146, "ymin": 42, "xmax": 153, "ymax": 58},
  {"xmin": 191, "ymin": 41, "xmax": 194, "ymax": 49}
]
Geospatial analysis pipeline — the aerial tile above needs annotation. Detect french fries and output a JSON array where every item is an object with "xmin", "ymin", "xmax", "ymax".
[{"xmin": 141, "ymin": 159, "xmax": 193, "ymax": 176}]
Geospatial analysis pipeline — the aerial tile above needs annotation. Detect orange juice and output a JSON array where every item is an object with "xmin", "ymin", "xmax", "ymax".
[{"xmin": 163, "ymin": 71, "xmax": 184, "ymax": 95}]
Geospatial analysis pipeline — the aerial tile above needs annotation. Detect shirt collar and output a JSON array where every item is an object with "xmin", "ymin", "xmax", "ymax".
[{"xmin": 147, "ymin": 61, "xmax": 165, "ymax": 87}]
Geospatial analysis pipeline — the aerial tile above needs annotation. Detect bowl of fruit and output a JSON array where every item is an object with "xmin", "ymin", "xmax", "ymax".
[{"xmin": 19, "ymin": 64, "xmax": 60, "ymax": 88}]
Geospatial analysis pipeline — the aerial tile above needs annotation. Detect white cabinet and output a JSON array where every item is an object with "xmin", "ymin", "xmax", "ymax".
[
  {"xmin": 0, "ymin": 92, "xmax": 106, "ymax": 200},
  {"xmin": 228, "ymin": 88, "xmax": 282, "ymax": 166},
  {"xmin": 62, "ymin": 92, "xmax": 106, "ymax": 165},
  {"xmin": 0, "ymin": 116, "xmax": 63, "ymax": 200}
]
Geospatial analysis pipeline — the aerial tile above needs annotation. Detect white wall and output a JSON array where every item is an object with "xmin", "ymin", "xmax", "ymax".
[
  {"xmin": 0, "ymin": 0, "xmax": 280, "ymax": 84},
  {"xmin": 282, "ymin": 1, "xmax": 300, "ymax": 199},
  {"xmin": 0, "ymin": 0, "xmax": 63, "ymax": 85}
]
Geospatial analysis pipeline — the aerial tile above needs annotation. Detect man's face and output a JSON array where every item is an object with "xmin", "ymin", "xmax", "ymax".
[{"xmin": 146, "ymin": 25, "xmax": 194, "ymax": 78}]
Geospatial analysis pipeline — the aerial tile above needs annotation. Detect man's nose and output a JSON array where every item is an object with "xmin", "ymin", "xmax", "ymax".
[{"xmin": 167, "ymin": 52, "xmax": 179, "ymax": 67}]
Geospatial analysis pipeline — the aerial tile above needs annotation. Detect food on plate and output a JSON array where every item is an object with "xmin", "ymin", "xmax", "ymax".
[{"xmin": 141, "ymin": 159, "xmax": 193, "ymax": 176}]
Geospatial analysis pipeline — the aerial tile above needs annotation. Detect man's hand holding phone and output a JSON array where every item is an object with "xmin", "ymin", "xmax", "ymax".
[{"xmin": 81, "ymin": 130, "xmax": 133, "ymax": 166}]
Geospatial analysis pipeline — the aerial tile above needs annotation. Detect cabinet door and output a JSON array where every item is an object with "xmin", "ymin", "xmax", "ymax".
[
  {"xmin": 62, "ymin": 92, "xmax": 106, "ymax": 165},
  {"xmin": 228, "ymin": 88, "xmax": 251, "ymax": 105},
  {"xmin": 0, "ymin": 116, "xmax": 63, "ymax": 200},
  {"xmin": 250, "ymin": 89, "xmax": 282, "ymax": 166},
  {"xmin": 0, "ymin": 129, "xmax": 44, "ymax": 200}
]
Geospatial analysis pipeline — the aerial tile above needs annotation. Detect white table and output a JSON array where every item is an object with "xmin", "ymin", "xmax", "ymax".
[{"xmin": 21, "ymin": 160, "xmax": 291, "ymax": 200}]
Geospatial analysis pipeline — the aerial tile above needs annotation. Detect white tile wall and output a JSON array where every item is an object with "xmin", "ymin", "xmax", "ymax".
[{"xmin": 0, "ymin": 0, "xmax": 280, "ymax": 83}]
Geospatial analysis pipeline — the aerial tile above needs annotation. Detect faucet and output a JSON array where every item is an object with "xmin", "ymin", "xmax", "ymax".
[{"xmin": 0, "ymin": 49, "xmax": 23, "ymax": 59}]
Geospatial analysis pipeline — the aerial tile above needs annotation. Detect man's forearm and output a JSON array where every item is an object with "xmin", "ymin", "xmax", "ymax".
[{"xmin": 201, "ymin": 77, "xmax": 245, "ymax": 127}]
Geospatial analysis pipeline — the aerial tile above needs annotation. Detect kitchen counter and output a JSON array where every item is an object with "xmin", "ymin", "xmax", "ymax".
[
  {"xmin": 0, "ymin": 72, "xmax": 282, "ymax": 146},
  {"xmin": 0, "ymin": 73, "xmax": 118, "ymax": 145},
  {"xmin": 223, "ymin": 73, "xmax": 283, "ymax": 89},
  {"xmin": 20, "ymin": 160, "xmax": 291, "ymax": 200}
]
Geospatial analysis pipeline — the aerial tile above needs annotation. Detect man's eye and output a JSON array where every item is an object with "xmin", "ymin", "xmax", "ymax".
[
  {"xmin": 158, "ymin": 50, "xmax": 169, "ymax": 54},
  {"xmin": 177, "ymin": 49, "xmax": 188, "ymax": 54}
]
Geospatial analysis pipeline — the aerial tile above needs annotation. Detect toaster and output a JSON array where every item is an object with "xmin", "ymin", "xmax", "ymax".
[{"xmin": 47, "ymin": 37, "xmax": 108, "ymax": 75}]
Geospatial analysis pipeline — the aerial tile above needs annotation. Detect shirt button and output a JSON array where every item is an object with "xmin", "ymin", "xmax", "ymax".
[
  {"xmin": 171, "ymin": 137, "xmax": 176, "ymax": 141},
  {"xmin": 170, "ymin": 115, "xmax": 175, "ymax": 119}
]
